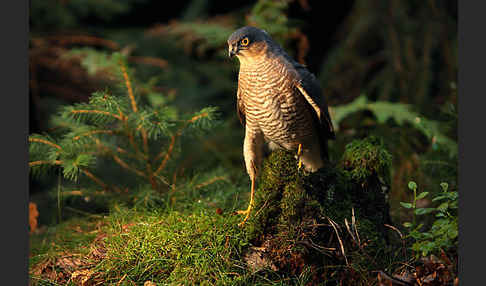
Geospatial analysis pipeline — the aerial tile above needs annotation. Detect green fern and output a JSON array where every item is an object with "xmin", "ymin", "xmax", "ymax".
[{"xmin": 332, "ymin": 95, "xmax": 457, "ymax": 157}]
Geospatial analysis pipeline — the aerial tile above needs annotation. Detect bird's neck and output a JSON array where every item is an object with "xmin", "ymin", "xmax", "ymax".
[{"xmin": 237, "ymin": 52, "xmax": 273, "ymax": 72}]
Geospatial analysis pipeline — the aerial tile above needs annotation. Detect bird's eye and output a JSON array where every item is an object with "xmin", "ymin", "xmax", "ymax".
[{"xmin": 240, "ymin": 37, "xmax": 250, "ymax": 46}]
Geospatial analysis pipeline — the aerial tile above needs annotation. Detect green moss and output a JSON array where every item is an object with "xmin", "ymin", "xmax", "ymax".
[
  {"xmin": 244, "ymin": 137, "xmax": 392, "ymax": 282},
  {"xmin": 99, "ymin": 208, "xmax": 248, "ymax": 284},
  {"xmin": 245, "ymin": 150, "xmax": 300, "ymax": 242},
  {"xmin": 341, "ymin": 136, "xmax": 392, "ymax": 183}
]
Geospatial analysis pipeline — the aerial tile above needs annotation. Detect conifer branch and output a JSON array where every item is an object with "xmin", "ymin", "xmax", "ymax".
[
  {"xmin": 141, "ymin": 130, "xmax": 149, "ymax": 154},
  {"xmin": 155, "ymin": 134, "xmax": 176, "ymax": 175},
  {"xmin": 80, "ymin": 168, "xmax": 108, "ymax": 190},
  {"xmin": 126, "ymin": 129, "xmax": 146, "ymax": 161},
  {"xmin": 119, "ymin": 61, "xmax": 151, "ymax": 166},
  {"xmin": 119, "ymin": 60, "xmax": 138, "ymax": 113},
  {"xmin": 146, "ymin": 165, "xmax": 158, "ymax": 190},
  {"xmin": 137, "ymin": 118, "xmax": 157, "ymax": 189},
  {"xmin": 112, "ymin": 154, "xmax": 147, "ymax": 179},
  {"xmin": 29, "ymin": 160, "xmax": 62, "ymax": 167},
  {"xmin": 171, "ymin": 168, "xmax": 178, "ymax": 187},
  {"xmin": 115, "ymin": 147, "xmax": 140, "ymax": 160},
  {"xmin": 117, "ymin": 106, "xmax": 123, "ymax": 118},
  {"xmin": 154, "ymin": 149, "xmax": 166, "ymax": 163},
  {"xmin": 73, "ymin": 130, "xmax": 114, "ymax": 141},
  {"xmin": 71, "ymin": 109, "xmax": 123, "ymax": 121},
  {"xmin": 29, "ymin": 52, "xmax": 219, "ymax": 194},
  {"xmin": 89, "ymin": 135, "xmax": 147, "ymax": 178},
  {"xmin": 142, "ymin": 128, "xmax": 156, "ymax": 189},
  {"xmin": 29, "ymin": 138, "xmax": 62, "ymax": 150},
  {"xmin": 29, "ymin": 160, "xmax": 107, "ymax": 190},
  {"xmin": 136, "ymin": 116, "xmax": 149, "ymax": 157},
  {"xmin": 153, "ymin": 112, "xmax": 211, "ymax": 175},
  {"xmin": 135, "ymin": 114, "xmax": 149, "ymax": 151},
  {"xmin": 188, "ymin": 112, "xmax": 209, "ymax": 123}
]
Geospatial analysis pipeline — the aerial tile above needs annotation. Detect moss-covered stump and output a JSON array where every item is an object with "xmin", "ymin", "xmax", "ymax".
[{"xmin": 243, "ymin": 136, "xmax": 393, "ymax": 284}]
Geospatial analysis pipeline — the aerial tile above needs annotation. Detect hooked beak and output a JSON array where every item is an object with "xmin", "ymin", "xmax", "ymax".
[{"xmin": 228, "ymin": 44, "xmax": 238, "ymax": 58}]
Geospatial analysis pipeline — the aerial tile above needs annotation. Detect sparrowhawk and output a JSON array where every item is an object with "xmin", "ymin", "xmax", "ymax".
[{"xmin": 228, "ymin": 26, "xmax": 335, "ymax": 225}]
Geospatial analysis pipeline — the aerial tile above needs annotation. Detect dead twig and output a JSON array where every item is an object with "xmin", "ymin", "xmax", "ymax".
[
  {"xmin": 327, "ymin": 216, "xmax": 348, "ymax": 265},
  {"xmin": 385, "ymin": 223, "xmax": 407, "ymax": 260}
]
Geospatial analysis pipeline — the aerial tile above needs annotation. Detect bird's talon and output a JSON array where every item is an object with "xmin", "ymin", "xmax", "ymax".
[
  {"xmin": 236, "ymin": 204, "xmax": 252, "ymax": 226},
  {"xmin": 236, "ymin": 176, "xmax": 256, "ymax": 227},
  {"xmin": 238, "ymin": 215, "xmax": 250, "ymax": 227},
  {"xmin": 236, "ymin": 209, "xmax": 250, "ymax": 215},
  {"xmin": 297, "ymin": 143, "xmax": 303, "ymax": 170}
]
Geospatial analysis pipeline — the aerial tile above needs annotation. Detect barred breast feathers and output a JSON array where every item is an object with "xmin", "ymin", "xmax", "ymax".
[{"xmin": 238, "ymin": 54, "xmax": 314, "ymax": 143}]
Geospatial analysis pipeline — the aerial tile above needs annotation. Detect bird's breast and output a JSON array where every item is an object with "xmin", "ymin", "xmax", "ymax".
[{"xmin": 238, "ymin": 64, "xmax": 315, "ymax": 147}]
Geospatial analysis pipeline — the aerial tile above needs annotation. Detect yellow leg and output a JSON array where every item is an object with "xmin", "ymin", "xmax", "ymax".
[
  {"xmin": 297, "ymin": 143, "xmax": 303, "ymax": 170},
  {"xmin": 237, "ymin": 176, "xmax": 255, "ymax": 227}
]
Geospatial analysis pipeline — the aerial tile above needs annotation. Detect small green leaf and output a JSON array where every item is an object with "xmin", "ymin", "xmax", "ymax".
[
  {"xmin": 400, "ymin": 202, "xmax": 413, "ymax": 209},
  {"xmin": 440, "ymin": 182, "xmax": 449, "ymax": 192},
  {"xmin": 408, "ymin": 181, "xmax": 417, "ymax": 191},
  {"xmin": 437, "ymin": 202, "xmax": 449, "ymax": 212},
  {"xmin": 448, "ymin": 228, "xmax": 458, "ymax": 239},
  {"xmin": 432, "ymin": 195, "xmax": 447, "ymax": 201},
  {"xmin": 448, "ymin": 192, "xmax": 459, "ymax": 200},
  {"xmin": 416, "ymin": 192, "xmax": 429, "ymax": 200},
  {"xmin": 403, "ymin": 222, "xmax": 412, "ymax": 228},
  {"xmin": 415, "ymin": 208, "xmax": 435, "ymax": 215}
]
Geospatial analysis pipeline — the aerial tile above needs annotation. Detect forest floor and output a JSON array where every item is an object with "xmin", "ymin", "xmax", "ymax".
[{"xmin": 29, "ymin": 156, "xmax": 458, "ymax": 286}]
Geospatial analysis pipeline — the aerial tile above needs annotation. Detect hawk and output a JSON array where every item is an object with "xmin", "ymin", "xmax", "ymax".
[{"xmin": 228, "ymin": 26, "xmax": 335, "ymax": 225}]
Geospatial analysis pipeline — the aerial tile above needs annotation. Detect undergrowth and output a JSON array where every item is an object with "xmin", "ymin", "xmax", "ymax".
[
  {"xmin": 29, "ymin": 197, "xmax": 326, "ymax": 285},
  {"xmin": 400, "ymin": 181, "xmax": 458, "ymax": 258},
  {"xmin": 97, "ymin": 207, "xmax": 247, "ymax": 284}
]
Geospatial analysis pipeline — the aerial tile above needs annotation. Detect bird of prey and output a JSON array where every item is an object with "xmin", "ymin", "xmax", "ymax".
[{"xmin": 227, "ymin": 26, "xmax": 335, "ymax": 226}]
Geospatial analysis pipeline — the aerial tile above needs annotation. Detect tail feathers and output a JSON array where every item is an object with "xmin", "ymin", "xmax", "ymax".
[{"xmin": 320, "ymin": 138, "xmax": 329, "ymax": 161}]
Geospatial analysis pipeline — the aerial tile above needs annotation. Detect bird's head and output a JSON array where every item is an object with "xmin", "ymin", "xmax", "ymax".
[{"xmin": 227, "ymin": 26, "xmax": 272, "ymax": 63}]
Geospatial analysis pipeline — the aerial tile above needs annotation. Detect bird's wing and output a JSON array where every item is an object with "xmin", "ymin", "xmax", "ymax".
[
  {"xmin": 236, "ymin": 84, "xmax": 246, "ymax": 126},
  {"xmin": 293, "ymin": 63, "xmax": 335, "ymax": 140}
]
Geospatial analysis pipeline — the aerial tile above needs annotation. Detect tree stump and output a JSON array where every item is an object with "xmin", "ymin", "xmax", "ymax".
[{"xmin": 243, "ymin": 136, "xmax": 393, "ymax": 284}]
